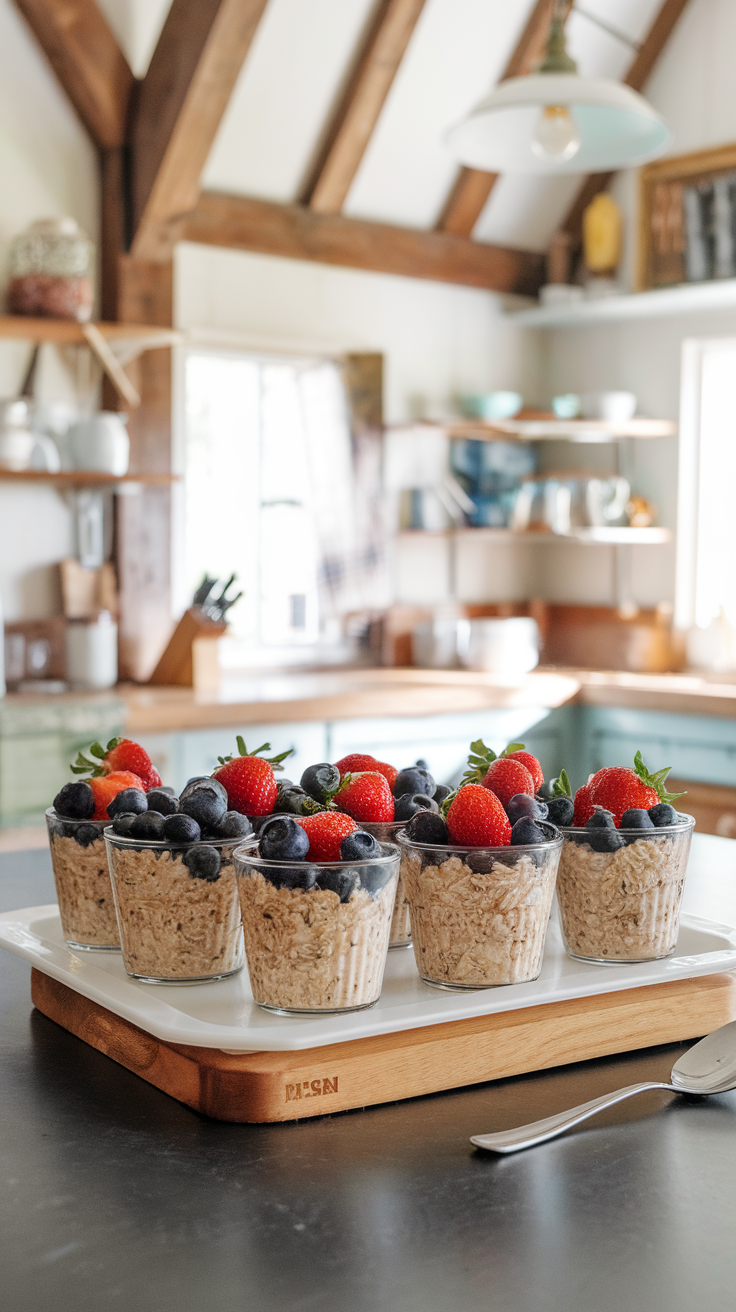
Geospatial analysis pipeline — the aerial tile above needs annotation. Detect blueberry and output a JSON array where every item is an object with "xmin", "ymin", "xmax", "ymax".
[
  {"xmin": 433, "ymin": 784, "xmax": 452, "ymax": 805},
  {"xmin": 649, "ymin": 802, "xmax": 679, "ymax": 827},
  {"xmin": 415, "ymin": 758, "xmax": 429, "ymax": 770},
  {"xmin": 264, "ymin": 864, "xmax": 318, "ymax": 892},
  {"xmin": 275, "ymin": 778, "xmax": 294, "ymax": 791},
  {"xmin": 340, "ymin": 830, "xmax": 381, "ymax": 861},
  {"xmin": 506, "ymin": 793, "xmax": 548, "ymax": 825},
  {"xmin": 53, "ymin": 781, "xmax": 95, "ymax": 820},
  {"xmin": 158, "ymin": 785, "xmax": 177, "ymax": 797},
  {"xmin": 393, "ymin": 766, "xmax": 435, "ymax": 799},
  {"xmin": 300, "ymin": 762, "xmax": 341, "ymax": 803},
  {"xmin": 164, "ymin": 813, "xmax": 201, "ymax": 843},
  {"xmin": 211, "ymin": 811, "xmax": 253, "ymax": 839},
  {"xmin": 179, "ymin": 784, "xmax": 227, "ymax": 829},
  {"xmin": 536, "ymin": 778, "xmax": 558, "ymax": 801},
  {"xmin": 112, "ymin": 813, "xmax": 138, "ymax": 838},
  {"xmin": 130, "ymin": 811, "xmax": 166, "ymax": 841},
  {"xmin": 394, "ymin": 792, "xmax": 438, "ymax": 822},
  {"xmin": 405, "ymin": 811, "xmax": 448, "ymax": 845},
  {"xmin": 585, "ymin": 807, "xmax": 625, "ymax": 852},
  {"xmin": 547, "ymin": 796, "xmax": 574, "ymax": 827},
  {"xmin": 107, "ymin": 787, "xmax": 148, "ymax": 818},
  {"xmin": 260, "ymin": 816, "xmax": 309, "ymax": 862},
  {"xmin": 359, "ymin": 863, "xmax": 394, "ymax": 896},
  {"xmin": 183, "ymin": 845, "xmax": 222, "ymax": 881},
  {"xmin": 180, "ymin": 776, "xmax": 228, "ymax": 807},
  {"xmin": 316, "ymin": 868, "xmax": 360, "ymax": 902},
  {"xmin": 510, "ymin": 816, "xmax": 548, "ymax": 845},
  {"xmin": 146, "ymin": 788, "xmax": 178, "ymax": 816},
  {"xmin": 75, "ymin": 823, "xmax": 100, "ymax": 848},
  {"xmin": 274, "ymin": 786, "xmax": 320, "ymax": 816},
  {"xmin": 621, "ymin": 808, "xmax": 655, "ymax": 829}
]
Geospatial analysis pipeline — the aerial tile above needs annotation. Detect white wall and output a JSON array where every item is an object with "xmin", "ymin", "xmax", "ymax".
[{"xmin": 0, "ymin": 0, "xmax": 98, "ymax": 620}]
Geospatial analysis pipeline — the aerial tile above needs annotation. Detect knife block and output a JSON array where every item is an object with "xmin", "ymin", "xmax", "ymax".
[{"xmin": 148, "ymin": 607, "xmax": 227, "ymax": 688}]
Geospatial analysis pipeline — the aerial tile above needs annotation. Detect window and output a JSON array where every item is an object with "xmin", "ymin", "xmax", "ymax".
[
  {"xmin": 677, "ymin": 337, "xmax": 736, "ymax": 633},
  {"xmin": 181, "ymin": 350, "xmax": 387, "ymax": 657}
]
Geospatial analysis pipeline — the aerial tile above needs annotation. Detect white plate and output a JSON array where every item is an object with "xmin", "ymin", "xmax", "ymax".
[{"xmin": 2, "ymin": 905, "xmax": 736, "ymax": 1052}]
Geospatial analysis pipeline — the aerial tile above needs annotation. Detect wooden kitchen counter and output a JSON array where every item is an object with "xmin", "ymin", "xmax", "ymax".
[{"xmin": 119, "ymin": 665, "xmax": 736, "ymax": 734}]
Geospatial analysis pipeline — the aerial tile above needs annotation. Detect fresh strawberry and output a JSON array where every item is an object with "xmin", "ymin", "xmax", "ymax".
[
  {"xmin": 446, "ymin": 784, "xmax": 512, "ymax": 847},
  {"xmin": 482, "ymin": 758, "xmax": 535, "ymax": 809},
  {"xmin": 586, "ymin": 751, "xmax": 684, "ymax": 827},
  {"xmin": 573, "ymin": 778, "xmax": 596, "ymax": 826},
  {"xmin": 89, "ymin": 771, "xmax": 145, "ymax": 820},
  {"xmin": 296, "ymin": 811, "xmax": 358, "ymax": 861},
  {"xmin": 334, "ymin": 753, "xmax": 398, "ymax": 789},
  {"xmin": 335, "ymin": 772, "xmax": 394, "ymax": 823},
  {"xmin": 506, "ymin": 750, "xmax": 544, "ymax": 793},
  {"xmin": 213, "ymin": 737, "xmax": 293, "ymax": 816},
  {"xmin": 72, "ymin": 737, "xmax": 161, "ymax": 791}
]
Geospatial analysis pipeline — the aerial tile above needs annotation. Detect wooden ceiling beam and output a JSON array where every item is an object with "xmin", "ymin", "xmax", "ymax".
[
  {"xmin": 560, "ymin": 0, "xmax": 692, "ymax": 247},
  {"xmin": 130, "ymin": 0, "xmax": 269, "ymax": 261},
  {"xmin": 438, "ymin": 0, "xmax": 572, "ymax": 238},
  {"xmin": 12, "ymin": 0, "xmax": 133, "ymax": 149},
  {"xmin": 303, "ymin": 0, "xmax": 428, "ymax": 215},
  {"xmin": 181, "ymin": 191, "xmax": 545, "ymax": 296}
]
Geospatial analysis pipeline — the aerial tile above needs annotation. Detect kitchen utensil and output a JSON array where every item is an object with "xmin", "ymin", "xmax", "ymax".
[
  {"xmin": 579, "ymin": 391, "xmax": 637, "ymax": 422},
  {"xmin": 0, "ymin": 399, "xmax": 35, "ymax": 471},
  {"xmin": 65, "ymin": 611, "xmax": 118, "ymax": 690},
  {"xmin": 511, "ymin": 475, "xmax": 630, "ymax": 533},
  {"xmin": 29, "ymin": 432, "xmax": 61, "ymax": 472},
  {"xmin": 584, "ymin": 475, "xmax": 630, "ymax": 526},
  {"xmin": 471, "ymin": 1017, "xmax": 736, "ymax": 1154},
  {"xmin": 460, "ymin": 391, "xmax": 523, "ymax": 421},
  {"xmin": 457, "ymin": 617, "xmax": 539, "ymax": 674},
  {"xmin": 68, "ymin": 412, "xmax": 130, "ymax": 475}
]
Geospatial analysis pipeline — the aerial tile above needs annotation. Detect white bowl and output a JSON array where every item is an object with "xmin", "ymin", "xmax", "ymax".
[
  {"xmin": 580, "ymin": 391, "xmax": 637, "ymax": 423},
  {"xmin": 457, "ymin": 617, "xmax": 539, "ymax": 674}
]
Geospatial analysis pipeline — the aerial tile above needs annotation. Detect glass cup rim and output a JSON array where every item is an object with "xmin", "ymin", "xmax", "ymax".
[
  {"xmin": 397, "ymin": 824, "xmax": 563, "ymax": 857},
  {"xmin": 560, "ymin": 813, "xmax": 695, "ymax": 838},
  {"xmin": 46, "ymin": 806, "xmax": 107, "ymax": 826},
  {"xmin": 104, "ymin": 828, "xmax": 258, "ymax": 852},
  {"xmin": 233, "ymin": 838, "xmax": 400, "ymax": 869}
]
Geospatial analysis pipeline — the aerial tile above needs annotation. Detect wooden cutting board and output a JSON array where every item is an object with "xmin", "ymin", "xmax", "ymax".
[{"xmin": 30, "ymin": 967, "xmax": 736, "ymax": 1123}]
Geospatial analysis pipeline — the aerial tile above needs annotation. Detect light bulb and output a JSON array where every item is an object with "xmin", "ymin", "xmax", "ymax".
[{"xmin": 532, "ymin": 105, "xmax": 581, "ymax": 161}]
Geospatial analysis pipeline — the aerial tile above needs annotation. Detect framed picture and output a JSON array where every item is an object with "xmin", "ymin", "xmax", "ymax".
[{"xmin": 637, "ymin": 142, "xmax": 736, "ymax": 290}]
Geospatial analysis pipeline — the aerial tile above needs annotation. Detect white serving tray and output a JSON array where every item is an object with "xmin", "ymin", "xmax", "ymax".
[{"xmin": 2, "ymin": 904, "xmax": 736, "ymax": 1053}]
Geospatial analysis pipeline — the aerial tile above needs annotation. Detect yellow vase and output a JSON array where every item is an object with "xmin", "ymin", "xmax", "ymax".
[{"xmin": 583, "ymin": 193, "xmax": 623, "ymax": 274}]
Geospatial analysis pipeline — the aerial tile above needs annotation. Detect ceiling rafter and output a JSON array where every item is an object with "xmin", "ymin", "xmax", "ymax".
[
  {"xmin": 182, "ymin": 191, "xmax": 545, "ymax": 295},
  {"xmin": 12, "ymin": 0, "xmax": 134, "ymax": 150},
  {"xmin": 302, "ymin": 0, "xmax": 428, "ymax": 215},
  {"xmin": 437, "ymin": 0, "xmax": 572, "ymax": 238},
  {"xmin": 559, "ymin": 0, "xmax": 692, "ymax": 250},
  {"xmin": 130, "ymin": 0, "xmax": 270, "ymax": 261}
]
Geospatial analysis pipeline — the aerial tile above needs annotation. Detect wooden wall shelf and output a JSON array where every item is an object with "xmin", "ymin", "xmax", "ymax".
[
  {"xmin": 0, "ymin": 471, "xmax": 179, "ymax": 487},
  {"xmin": 398, "ymin": 526, "xmax": 672, "ymax": 545},
  {"xmin": 439, "ymin": 418, "xmax": 676, "ymax": 442},
  {"xmin": 0, "ymin": 316, "xmax": 183, "ymax": 361}
]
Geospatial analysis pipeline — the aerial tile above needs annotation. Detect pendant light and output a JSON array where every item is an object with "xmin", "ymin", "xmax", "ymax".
[{"xmin": 445, "ymin": 1, "xmax": 670, "ymax": 174}]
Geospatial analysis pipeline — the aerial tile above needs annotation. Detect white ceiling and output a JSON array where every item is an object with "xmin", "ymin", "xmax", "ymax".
[{"xmin": 98, "ymin": 0, "xmax": 670, "ymax": 251}]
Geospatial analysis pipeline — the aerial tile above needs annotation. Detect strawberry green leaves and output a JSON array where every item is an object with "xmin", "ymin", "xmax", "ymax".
[
  {"xmin": 632, "ymin": 750, "xmax": 686, "ymax": 803},
  {"xmin": 216, "ymin": 737, "xmax": 294, "ymax": 770},
  {"xmin": 552, "ymin": 769, "xmax": 573, "ymax": 798},
  {"xmin": 70, "ymin": 737, "xmax": 121, "ymax": 777},
  {"xmin": 459, "ymin": 739, "xmax": 526, "ymax": 786}
]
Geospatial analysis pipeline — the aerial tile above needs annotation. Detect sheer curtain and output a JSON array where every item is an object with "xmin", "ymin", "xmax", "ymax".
[{"xmin": 183, "ymin": 350, "xmax": 388, "ymax": 653}]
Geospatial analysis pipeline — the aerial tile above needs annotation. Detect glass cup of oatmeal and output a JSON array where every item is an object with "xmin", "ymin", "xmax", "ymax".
[
  {"xmin": 397, "ymin": 824, "xmax": 562, "ymax": 990},
  {"xmin": 361, "ymin": 820, "xmax": 412, "ymax": 948},
  {"xmin": 556, "ymin": 815, "xmax": 695, "ymax": 963},
  {"xmin": 46, "ymin": 809, "xmax": 120, "ymax": 950},
  {"xmin": 105, "ymin": 831, "xmax": 253, "ymax": 983},
  {"xmin": 234, "ymin": 841, "xmax": 400, "ymax": 1014}
]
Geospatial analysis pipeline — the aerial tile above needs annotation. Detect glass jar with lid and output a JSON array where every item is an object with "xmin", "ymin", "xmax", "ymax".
[{"xmin": 7, "ymin": 218, "xmax": 94, "ymax": 321}]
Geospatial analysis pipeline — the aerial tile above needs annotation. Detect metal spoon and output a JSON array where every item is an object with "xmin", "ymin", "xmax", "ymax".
[{"xmin": 471, "ymin": 1019, "xmax": 736, "ymax": 1154}]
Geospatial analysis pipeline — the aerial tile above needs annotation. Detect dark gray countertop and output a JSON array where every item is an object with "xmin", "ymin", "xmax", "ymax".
[{"xmin": 3, "ymin": 839, "xmax": 736, "ymax": 1312}]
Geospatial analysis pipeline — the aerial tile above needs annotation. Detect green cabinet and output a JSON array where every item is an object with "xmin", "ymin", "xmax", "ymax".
[{"xmin": 0, "ymin": 695, "xmax": 125, "ymax": 826}]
